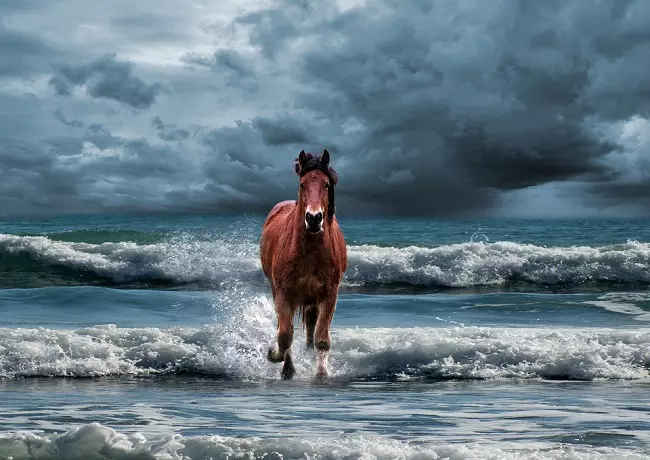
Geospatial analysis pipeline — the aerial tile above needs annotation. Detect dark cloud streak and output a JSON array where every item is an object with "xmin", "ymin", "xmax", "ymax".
[
  {"xmin": 0, "ymin": 23, "xmax": 59, "ymax": 76},
  {"xmin": 181, "ymin": 49, "xmax": 259, "ymax": 91},
  {"xmin": 151, "ymin": 116, "xmax": 190, "ymax": 142},
  {"xmin": 251, "ymin": 114, "xmax": 313, "ymax": 146},
  {"xmin": 49, "ymin": 53, "xmax": 162, "ymax": 110}
]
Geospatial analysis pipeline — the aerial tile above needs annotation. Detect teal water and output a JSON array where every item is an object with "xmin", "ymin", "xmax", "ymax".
[{"xmin": 0, "ymin": 215, "xmax": 649, "ymax": 459}]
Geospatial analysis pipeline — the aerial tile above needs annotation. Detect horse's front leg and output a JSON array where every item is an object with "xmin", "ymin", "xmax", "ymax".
[
  {"xmin": 304, "ymin": 305, "xmax": 318, "ymax": 349},
  {"xmin": 267, "ymin": 292, "xmax": 297, "ymax": 380},
  {"xmin": 313, "ymin": 294, "xmax": 337, "ymax": 382}
]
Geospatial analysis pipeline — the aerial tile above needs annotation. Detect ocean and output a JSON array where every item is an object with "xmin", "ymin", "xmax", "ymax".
[{"xmin": 0, "ymin": 215, "xmax": 649, "ymax": 459}]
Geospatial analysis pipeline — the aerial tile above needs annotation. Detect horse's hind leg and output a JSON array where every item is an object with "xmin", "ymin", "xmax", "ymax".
[
  {"xmin": 267, "ymin": 294, "xmax": 297, "ymax": 380},
  {"xmin": 313, "ymin": 296, "xmax": 337, "ymax": 382},
  {"xmin": 303, "ymin": 305, "xmax": 318, "ymax": 349}
]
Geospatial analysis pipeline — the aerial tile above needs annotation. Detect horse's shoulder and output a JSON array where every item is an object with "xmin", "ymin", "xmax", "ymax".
[
  {"xmin": 330, "ymin": 218, "xmax": 346, "ymax": 244},
  {"xmin": 268, "ymin": 200, "xmax": 296, "ymax": 218},
  {"xmin": 263, "ymin": 200, "xmax": 296, "ymax": 226},
  {"xmin": 332, "ymin": 219, "xmax": 348, "ymax": 269},
  {"xmin": 273, "ymin": 200, "xmax": 297, "ymax": 211}
]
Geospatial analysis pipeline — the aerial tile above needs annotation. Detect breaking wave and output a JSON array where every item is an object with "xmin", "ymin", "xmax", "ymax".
[
  {"xmin": 1, "ymin": 294, "xmax": 648, "ymax": 381},
  {"xmin": 1, "ymin": 423, "xmax": 648, "ymax": 460},
  {"xmin": 1, "ymin": 233, "xmax": 650, "ymax": 290}
]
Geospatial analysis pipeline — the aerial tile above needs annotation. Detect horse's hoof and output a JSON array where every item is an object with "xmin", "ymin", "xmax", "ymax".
[
  {"xmin": 281, "ymin": 365, "xmax": 295, "ymax": 380},
  {"xmin": 281, "ymin": 354, "xmax": 295, "ymax": 380},
  {"xmin": 312, "ymin": 371, "xmax": 329, "ymax": 384},
  {"xmin": 267, "ymin": 347, "xmax": 283, "ymax": 363}
]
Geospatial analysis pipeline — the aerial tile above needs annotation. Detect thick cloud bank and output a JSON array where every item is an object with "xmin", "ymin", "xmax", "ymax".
[{"xmin": 1, "ymin": 0, "xmax": 649, "ymax": 217}]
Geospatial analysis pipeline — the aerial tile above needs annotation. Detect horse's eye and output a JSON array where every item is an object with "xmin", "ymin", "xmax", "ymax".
[
  {"xmin": 299, "ymin": 183, "xmax": 304, "ymax": 189},
  {"xmin": 324, "ymin": 182, "xmax": 330, "ymax": 189}
]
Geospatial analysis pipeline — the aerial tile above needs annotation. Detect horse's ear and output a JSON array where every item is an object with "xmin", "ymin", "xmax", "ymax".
[
  {"xmin": 321, "ymin": 149, "xmax": 330, "ymax": 167},
  {"xmin": 295, "ymin": 150, "xmax": 307, "ymax": 175}
]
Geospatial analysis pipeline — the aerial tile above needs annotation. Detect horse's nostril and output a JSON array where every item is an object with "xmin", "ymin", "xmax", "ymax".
[{"xmin": 305, "ymin": 211, "xmax": 323, "ymax": 224}]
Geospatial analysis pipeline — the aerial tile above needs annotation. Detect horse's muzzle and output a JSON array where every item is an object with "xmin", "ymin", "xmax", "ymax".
[{"xmin": 305, "ymin": 211, "xmax": 323, "ymax": 233}]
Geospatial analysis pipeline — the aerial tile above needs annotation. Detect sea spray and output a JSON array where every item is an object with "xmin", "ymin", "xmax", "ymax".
[
  {"xmin": 1, "ymin": 324, "xmax": 649, "ymax": 380},
  {"xmin": 2, "ymin": 233, "xmax": 650, "ymax": 290},
  {"xmin": 1, "ymin": 422, "xmax": 649, "ymax": 460}
]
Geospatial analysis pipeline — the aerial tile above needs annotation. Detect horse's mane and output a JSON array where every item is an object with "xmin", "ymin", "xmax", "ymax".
[{"xmin": 294, "ymin": 151, "xmax": 339, "ymax": 220}]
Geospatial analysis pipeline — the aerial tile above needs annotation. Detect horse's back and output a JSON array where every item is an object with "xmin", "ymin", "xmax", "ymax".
[
  {"xmin": 330, "ymin": 217, "xmax": 348, "ymax": 277},
  {"xmin": 260, "ymin": 200, "xmax": 296, "ymax": 281},
  {"xmin": 263, "ymin": 200, "xmax": 296, "ymax": 226}
]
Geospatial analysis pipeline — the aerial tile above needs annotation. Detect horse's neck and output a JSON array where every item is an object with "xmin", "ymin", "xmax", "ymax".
[{"xmin": 289, "ymin": 207, "xmax": 330, "ymax": 254}]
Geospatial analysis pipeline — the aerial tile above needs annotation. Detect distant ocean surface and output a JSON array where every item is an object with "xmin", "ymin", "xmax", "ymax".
[{"xmin": 1, "ymin": 215, "xmax": 649, "ymax": 459}]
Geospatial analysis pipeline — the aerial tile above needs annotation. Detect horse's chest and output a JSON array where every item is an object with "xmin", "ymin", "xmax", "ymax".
[
  {"xmin": 295, "ymin": 272, "xmax": 325, "ymax": 293},
  {"xmin": 280, "ymin": 258, "xmax": 330, "ymax": 297}
]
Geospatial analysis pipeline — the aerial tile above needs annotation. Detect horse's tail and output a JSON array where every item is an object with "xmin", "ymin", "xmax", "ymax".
[
  {"xmin": 298, "ymin": 305, "xmax": 307, "ymax": 329},
  {"xmin": 297, "ymin": 304, "xmax": 317, "ymax": 329}
]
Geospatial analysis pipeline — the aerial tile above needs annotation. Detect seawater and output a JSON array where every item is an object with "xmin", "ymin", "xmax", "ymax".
[{"xmin": 0, "ymin": 215, "xmax": 649, "ymax": 459}]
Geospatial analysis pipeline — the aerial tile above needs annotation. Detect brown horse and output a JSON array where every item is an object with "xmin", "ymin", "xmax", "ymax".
[{"xmin": 260, "ymin": 149, "xmax": 347, "ymax": 381}]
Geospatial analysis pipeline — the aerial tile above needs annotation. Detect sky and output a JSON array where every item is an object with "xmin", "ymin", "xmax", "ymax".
[{"xmin": 1, "ymin": 0, "xmax": 650, "ymax": 219}]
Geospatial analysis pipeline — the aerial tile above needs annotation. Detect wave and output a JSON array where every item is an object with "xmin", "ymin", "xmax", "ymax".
[
  {"xmin": 0, "ymin": 232, "xmax": 264, "ymax": 289},
  {"xmin": 1, "ymin": 233, "xmax": 650, "ymax": 290},
  {"xmin": 347, "ymin": 241, "xmax": 650, "ymax": 288},
  {"xmin": 1, "ymin": 294, "xmax": 648, "ymax": 381},
  {"xmin": 23, "ymin": 229, "xmax": 166, "ymax": 245},
  {"xmin": 1, "ymin": 423, "xmax": 648, "ymax": 460}
]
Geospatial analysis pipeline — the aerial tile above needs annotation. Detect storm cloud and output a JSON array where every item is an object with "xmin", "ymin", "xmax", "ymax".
[
  {"xmin": 1, "ymin": 0, "xmax": 650, "ymax": 218},
  {"xmin": 49, "ymin": 53, "xmax": 162, "ymax": 109}
]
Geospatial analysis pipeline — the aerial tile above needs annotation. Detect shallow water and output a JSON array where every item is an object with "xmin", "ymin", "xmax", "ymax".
[{"xmin": 0, "ymin": 216, "xmax": 649, "ymax": 459}]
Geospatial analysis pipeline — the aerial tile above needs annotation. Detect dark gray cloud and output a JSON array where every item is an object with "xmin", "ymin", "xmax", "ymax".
[
  {"xmin": 53, "ymin": 109, "xmax": 84, "ymax": 128},
  {"xmin": 49, "ymin": 53, "xmax": 162, "ymax": 110},
  {"xmin": 0, "ymin": 139, "xmax": 79, "ymax": 216},
  {"xmin": 151, "ymin": 116, "xmax": 190, "ymax": 142},
  {"xmin": 251, "ymin": 114, "xmax": 313, "ymax": 146},
  {"xmin": 233, "ymin": 0, "xmax": 650, "ymax": 216},
  {"xmin": 235, "ymin": 7, "xmax": 301, "ymax": 59},
  {"xmin": 0, "ymin": 0, "xmax": 38, "ymax": 13},
  {"xmin": 1, "ymin": 0, "xmax": 650, "ymax": 218},
  {"xmin": 181, "ymin": 49, "xmax": 259, "ymax": 91},
  {"xmin": 0, "ymin": 23, "xmax": 59, "ymax": 76},
  {"xmin": 182, "ymin": 49, "xmax": 253, "ymax": 77},
  {"xmin": 588, "ymin": 181, "xmax": 650, "ymax": 212},
  {"xmin": 109, "ymin": 13, "xmax": 189, "ymax": 44}
]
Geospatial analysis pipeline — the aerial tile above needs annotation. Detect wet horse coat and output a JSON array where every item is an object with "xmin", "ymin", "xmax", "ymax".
[{"xmin": 260, "ymin": 150, "xmax": 347, "ymax": 380}]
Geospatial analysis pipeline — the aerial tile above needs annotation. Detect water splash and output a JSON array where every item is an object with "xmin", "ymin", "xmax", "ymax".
[
  {"xmin": 1, "ymin": 323, "xmax": 649, "ymax": 381},
  {"xmin": 2, "ymin": 422, "xmax": 649, "ymax": 460},
  {"xmin": 3, "ymin": 233, "xmax": 650, "ymax": 290},
  {"xmin": 469, "ymin": 227, "xmax": 490, "ymax": 243}
]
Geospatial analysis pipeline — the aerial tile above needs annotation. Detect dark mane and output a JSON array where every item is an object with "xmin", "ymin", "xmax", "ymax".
[
  {"xmin": 293, "ymin": 152, "xmax": 339, "ymax": 184},
  {"xmin": 293, "ymin": 152, "xmax": 339, "ymax": 219}
]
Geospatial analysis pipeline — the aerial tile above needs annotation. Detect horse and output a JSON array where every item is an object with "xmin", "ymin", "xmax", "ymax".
[{"xmin": 260, "ymin": 149, "xmax": 347, "ymax": 381}]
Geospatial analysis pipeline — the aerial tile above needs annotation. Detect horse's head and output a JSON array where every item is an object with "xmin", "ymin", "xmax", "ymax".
[{"xmin": 294, "ymin": 149, "xmax": 339, "ymax": 234}]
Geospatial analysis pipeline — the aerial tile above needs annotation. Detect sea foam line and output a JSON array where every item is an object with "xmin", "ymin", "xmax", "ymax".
[
  {"xmin": 1, "ymin": 422, "xmax": 648, "ymax": 460},
  {"xmin": 1, "ymin": 316, "xmax": 649, "ymax": 381},
  {"xmin": 1, "ymin": 233, "xmax": 650, "ymax": 288}
]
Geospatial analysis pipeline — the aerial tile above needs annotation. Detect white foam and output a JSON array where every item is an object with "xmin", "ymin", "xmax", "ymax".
[
  {"xmin": 0, "ymin": 422, "xmax": 648, "ymax": 460},
  {"xmin": 0, "ymin": 233, "xmax": 263, "ymax": 286},
  {"xmin": 1, "ymin": 293, "xmax": 648, "ymax": 381},
  {"xmin": 583, "ymin": 292, "xmax": 650, "ymax": 322},
  {"xmin": 2, "ymin": 233, "xmax": 650, "ymax": 288},
  {"xmin": 345, "ymin": 240, "xmax": 650, "ymax": 287}
]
